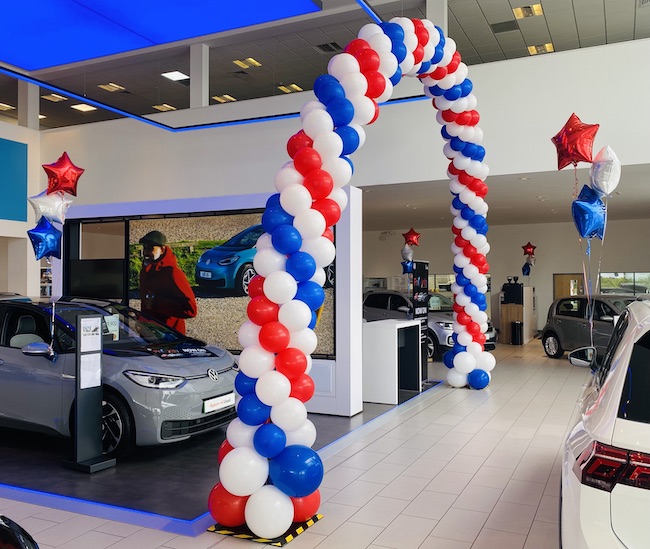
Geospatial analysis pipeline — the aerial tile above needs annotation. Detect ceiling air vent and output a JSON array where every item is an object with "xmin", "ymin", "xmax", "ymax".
[
  {"xmin": 490, "ymin": 20, "xmax": 520, "ymax": 33},
  {"xmin": 314, "ymin": 42, "xmax": 343, "ymax": 54}
]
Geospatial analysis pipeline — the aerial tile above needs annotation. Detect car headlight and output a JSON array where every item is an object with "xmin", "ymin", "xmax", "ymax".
[
  {"xmin": 436, "ymin": 321, "xmax": 454, "ymax": 330},
  {"xmin": 218, "ymin": 255, "xmax": 240, "ymax": 266},
  {"xmin": 124, "ymin": 371, "xmax": 186, "ymax": 389}
]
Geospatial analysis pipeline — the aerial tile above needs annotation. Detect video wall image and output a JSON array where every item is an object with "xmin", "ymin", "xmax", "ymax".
[{"xmin": 128, "ymin": 213, "xmax": 335, "ymax": 356}]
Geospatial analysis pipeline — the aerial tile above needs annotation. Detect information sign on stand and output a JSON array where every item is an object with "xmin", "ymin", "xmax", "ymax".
[
  {"xmin": 64, "ymin": 315, "xmax": 116, "ymax": 473},
  {"xmin": 411, "ymin": 261, "xmax": 429, "ymax": 383}
]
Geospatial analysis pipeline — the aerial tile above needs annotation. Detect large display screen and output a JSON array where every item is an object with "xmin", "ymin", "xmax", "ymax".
[{"xmin": 128, "ymin": 212, "xmax": 335, "ymax": 356}]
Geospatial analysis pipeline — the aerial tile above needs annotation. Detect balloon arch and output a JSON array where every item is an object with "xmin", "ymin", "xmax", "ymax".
[{"xmin": 210, "ymin": 16, "xmax": 494, "ymax": 540}]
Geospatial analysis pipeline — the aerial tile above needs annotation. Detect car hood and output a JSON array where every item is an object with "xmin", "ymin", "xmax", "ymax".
[
  {"xmin": 428, "ymin": 310, "xmax": 454, "ymax": 322},
  {"xmin": 200, "ymin": 246, "xmax": 251, "ymax": 261}
]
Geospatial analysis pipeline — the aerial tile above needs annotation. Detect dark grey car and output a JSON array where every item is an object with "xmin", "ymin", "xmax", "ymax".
[
  {"xmin": 541, "ymin": 294, "xmax": 640, "ymax": 359},
  {"xmin": 0, "ymin": 297, "xmax": 237, "ymax": 458}
]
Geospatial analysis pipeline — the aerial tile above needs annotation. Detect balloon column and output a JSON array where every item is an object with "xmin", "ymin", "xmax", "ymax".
[
  {"xmin": 401, "ymin": 227, "xmax": 419, "ymax": 273},
  {"xmin": 27, "ymin": 152, "xmax": 82, "ymax": 261},
  {"xmin": 211, "ymin": 15, "xmax": 493, "ymax": 541},
  {"xmin": 521, "ymin": 242, "xmax": 536, "ymax": 277}
]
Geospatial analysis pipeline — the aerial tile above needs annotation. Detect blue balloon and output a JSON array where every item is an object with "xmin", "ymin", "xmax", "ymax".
[
  {"xmin": 522, "ymin": 262, "xmax": 531, "ymax": 277},
  {"xmin": 262, "ymin": 205, "xmax": 293, "ymax": 234},
  {"xmin": 444, "ymin": 85, "xmax": 463, "ymax": 101},
  {"xmin": 477, "ymin": 223, "xmax": 489, "ymax": 235},
  {"xmin": 272, "ymin": 224, "xmax": 302, "ymax": 255},
  {"xmin": 389, "ymin": 66, "xmax": 403, "ymax": 85},
  {"xmin": 27, "ymin": 217, "xmax": 62, "ymax": 260},
  {"xmin": 472, "ymin": 145, "xmax": 486, "ymax": 162},
  {"xmin": 460, "ymin": 79, "xmax": 473, "ymax": 97},
  {"xmin": 428, "ymin": 85, "xmax": 445, "ymax": 97},
  {"xmin": 341, "ymin": 155, "xmax": 354, "ymax": 174},
  {"xmin": 479, "ymin": 302, "xmax": 488, "ymax": 311},
  {"xmin": 313, "ymin": 74, "xmax": 339, "ymax": 95},
  {"xmin": 314, "ymin": 79, "xmax": 345, "ymax": 105},
  {"xmin": 254, "ymin": 423, "xmax": 287, "ymax": 459},
  {"xmin": 453, "ymin": 265, "xmax": 463, "ymax": 274},
  {"xmin": 431, "ymin": 45, "xmax": 444, "ymax": 64},
  {"xmin": 572, "ymin": 185, "xmax": 606, "ymax": 239},
  {"xmin": 401, "ymin": 260, "xmax": 414, "ymax": 274},
  {"xmin": 441, "ymin": 126, "xmax": 452, "ymax": 140},
  {"xmin": 462, "ymin": 143, "xmax": 478, "ymax": 159},
  {"xmin": 418, "ymin": 60, "xmax": 432, "ymax": 74},
  {"xmin": 464, "ymin": 283, "xmax": 478, "ymax": 297},
  {"xmin": 435, "ymin": 26, "xmax": 446, "ymax": 49},
  {"xmin": 453, "ymin": 343, "xmax": 467, "ymax": 354},
  {"xmin": 468, "ymin": 369, "xmax": 490, "ymax": 390},
  {"xmin": 309, "ymin": 311, "xmax": 318, "ymax": 330},
  {"xmin": 452, "ymin": 196, "xmax": 465, "ymax": 210},
  {"xmin": 391, "ymin": 41, "xmax": 407, "ymax": 63},
  {"xmin": 286, "ymin": 251, "xmax": 317, "ymax": 282},
  {"xmin": 335, "ymin": 125, "xmax": 360, "ymax": 155},
  {"xmin": 296, "ymin": 281, "xmax": 325, "ymax": 311},
  {"xmin": 326, "ymin": 97, "xmax": 354, "ymax": 127},
  {"xmin": 443, "ymin": 350, "xmax": 455, "ymax": 368},
  {"xmin": 456, "ymin": 273, "xmax": 470, "ymax": 286},
  {"xmin": 266, "ymin": 193, "xmax": 281, "ymax": 209},
  {"xmin": 450, "ymin": 137, "xmax": 465, "ymax": 152},
  {"xmin": 461, "ymin": 206, "xmax": 475, "ymax": 221},
  {"xmin": 469, "ymin": 214, "xmax": 487, "ymax": 231},
  {"xmin": 472, "ymin": 293, "xmax": 486, "ymax": 306},
  {"xmin": 234, "ymin": 371, "xmax": 257, "ymax": 396},
  {"xmin": 237, "ymin": 393, "xmax": 271, "ymax": 426},
  {"xmin": 269, "ymin": 445, "xmax": 324, "ymax": 498},
  {"xmin": 380, "ymin": 22, "xmax": 405, "ymax": 43}
]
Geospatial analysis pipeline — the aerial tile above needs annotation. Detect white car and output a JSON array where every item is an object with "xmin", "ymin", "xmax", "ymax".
[{"xmin": 562, "ymin": 298, "xmax": 650, "ymax": 548}]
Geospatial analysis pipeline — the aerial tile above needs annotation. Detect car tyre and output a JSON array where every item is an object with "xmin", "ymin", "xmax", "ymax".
[
  {"xmin": 543, "ymin": 332, "xmax": 564, "ymax": 358},
  {"xmin": 236, "ymin": 263, "xmax": 256, "ymax": 296},
  {"xmin": 102, "ymin": 392, "xmax": 135, "ymax": 459},
  {"xmin": 426, "ymin": 330, "xmax": 438, "ymax": 360}
]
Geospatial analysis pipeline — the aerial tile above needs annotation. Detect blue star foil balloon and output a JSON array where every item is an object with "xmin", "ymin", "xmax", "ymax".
[
  {"xmin": 522, "ymin": 262, "xmax": 531, "ymax": 276},
  {"xmin": 27, "ymin": 217, "xmax": 62, "ymax": 260},
  {"xmin": 401, "ymin": 260, "xmax": 414, "ymax": 274},
  {"xmin": 571, "ymin": 185, "xmax": 606, "ymax": 240}
]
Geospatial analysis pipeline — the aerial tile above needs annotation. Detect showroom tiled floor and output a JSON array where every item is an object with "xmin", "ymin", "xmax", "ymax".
[{"xmin": 0, "ymin": 340, "xmax": 591, "ymax": 549}]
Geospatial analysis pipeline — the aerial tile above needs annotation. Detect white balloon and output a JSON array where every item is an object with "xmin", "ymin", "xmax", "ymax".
[
  {"xmin": 470, "ymin": 234, "xmax": 487, "ymax": 248},
  {"xmin": 226, "ymin": 418, "xmax": 258, "ymax": 448},
  {"xmin": 264, "ymin": 271, "xmax": 298, "ymax": 304},
  {"xmin": 255, "ymin": 370, "xmax": 291, "ymax": 406},
  {"xmin": 477, "ymin": 351, "xmax": 496, "ymax": 372},
  {"xmin": 446, "ymin": 122, "xmax": 463, "ymax": 137},
  {"xmin": 289, "ymin": 327, "xmax": 318, "ymax": 355},
  {"xmin": 399, "ymin": 52, "xmax": 415, "ymax": 75},
  {"xmin": 457, "ymin": 331, "xmax": 473, "ymax": 346},
  {"xmin": 274, "ymin": 165, "xmax": 303, "ymax": 192},
  {"xmin": 280, "ymin": 184, "xmax": 313, "ymax": 216},
  {"xmin": 466, "ymin": 341, "xmax": 483, "ymax": 356},
  {"xmin": 450, "ymin": 243, "xmax": 462, "ymax": 255},
  {"xmin": 459, "ymin": 188, "xmax": 476, "ymax": 204},
  {"xmin": 465, "ymin": 303, "xmax": 480, "ymax": 317},
  {"xmin": 220, "ymin": 446, "xmax": 269, "ymax": 496},
  {"xmin": 451, "ymin": 97, "xmax": 469, "ymax": 114},
  {"xmin": 453, "ymin": 351, "xmax": 476, "ymax": 374},
  {"xmin": 447, "ymin": 368, "xmax": 468, "ymax": 388},
  {"xmin": 313, "ymin": 131, "xmax": 343, "ymax": 161},
  {"xmin": 271, "ymin": 397, "xmax": 308, "ymax": 432},
  {"xmin": 293, "ymin": 209, "xmax": 326, "ymax": 240},
  {"xmin": 350, "ymin": 123, "xmax": 366, "ymax": 149},
  {"xmin": 310, "ymin": 267, "xmax": 326, "ymax": 287},
  {"xmin": 453, "ymin": 154, "xmax": 472, "ymax": 171},
  {"xmin": 255, "ymin": 232, "xmax": 273, "ymax": 251},
  {"xmin": 245, "ymin": 485, "xmax": 294, "ymax": 539},
  {"xmin": 323, "ymin": 157, "xmax": 353, "ymax": 188},
  {"xmin": 438, "ymin": 73, "xmax": 456, "ymax": 90},
  {"xmin": 480, "ymin": 322, "xmax": 489, "ymax": 334},
  {"xmin": 466, "ymin": 94, "xmax": 478, "ymax": 110},
  {"xmin": 449, "ymin": 179, "xmax": 464, "ymax": 194},
  {"xmin": 305, "ymin": 354, "xmax": 313, "ymax": 374},
  {"xmin": 454, "ymin": 254, "xmax": 470, "ymax": 268},
  {"xmin": 284, "ymin": 418, "xmax": 317, "ymax": 447},
  {"xmin": 358, "ymin": 23, "xmax": 382, "ymax": 41},
  {"xmin": 456, "ymin": 292, "xmax": 472, "ymax": 307},
  {"xmin": 369, "ymin": 32, "xmax": 393, "ymax": 53},
  {"xmin": 253, "ymin": 248, "xmax": 286, "ymax": 277},
  {"xmin": 466, "ymin": 160, "xmax": 484, "ymax": 177},
  {"xmin": 376, "ymin": 77, "xmax": 394, "ymax": 103},
  {"xmin": 238, "ymin": 321, "xmax": 261, "ymax": 348},
  {"xmin": 328, "ymin": 187, "xmax": 349, "ymax": 211},
  {"xmin": 279, "ymin": 300, "xmax": 313, "ymax": 331},
  {"xmin": 478, "ymin": 243, "xmax": 491, "ymax": 255},
  {"xmin": 450, "ymin": 282, "xmax": 463, "ymax": 295},
  {"xmin": 28, "ymin": 191, "xmax": 72, "ymax": 224},
  {"xmin": 350, "ymin": 95, "xmax": 376, "ymax": 126},
  {"xmin": 590, "ymin": 145, "xmax": 621, "ymax": 195},
  {"xmin": 302, "ymin": 109, "xmax": 334, "ymax": 140},
  {"xmin": 300, "ymin": 237, "xmax": 336, "ymax": 268},
  {"xmin": 463, "ymin": 264, "xmax": 479, "ymax": 279},
  {"xmin": 477, "ymin": 284, "xmax": 489, "ymax": 294},
  {"xmin": 435, "ymin": 97, "xmax": 454, "ymax": 110},
  {"xmin": 461, "ymin": 226, "xmax": 477, "ymax": 241},
  {"xmin": 328, "ymin": 52, "xmax": 360, "ymax": 79},
  {"xmin": 300, "ymin": 100, "xmax": 326, "ymax": 122},
  {"xmin": 459, "ymin": 126, "xmax": 476, "ymax": 142},
  {"xmin": 238, "ymin": 345, "xmax": 276, "ymax": 378},
  {"xmin": 443, "ymin": 143, "xmax": 459, "ymax": 158},
  {"xmin": 453, "ymin": 217, "xmax": 469, "ymax": 229}
]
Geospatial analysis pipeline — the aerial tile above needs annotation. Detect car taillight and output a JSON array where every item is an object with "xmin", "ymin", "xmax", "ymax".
[{"xmin": 575, "ymin": 441, "xmax": 650, "ymax": 492}]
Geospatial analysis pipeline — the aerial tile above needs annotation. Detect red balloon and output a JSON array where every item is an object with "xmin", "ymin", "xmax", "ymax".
[
  {"xmin": 412, "ymin": 19, "xmax": 429, "ymax": 47},
  {"xmin": 247, "ymin": 295, "xmax": 279, "ymax": 326},
  {"xmin": 290, "ymin": 373, "xmax": 315, "ymax": 402},
  {"xmin": 364, "ymin": 71, "xmax": 386, "ymax": 100},
  {"xmin": 217, "ymin": 439, "xmax": 234, "ymax": 464},
  {"xmin": 469, "ymin": 111, "xmax": 480, "ymax": 126},
  {"xmin": 479, "ymin": 262, "xmax": 490, "ymax": 274},
  {"xmin": 458, "ymin": 172, "xmax": 474, "ymax": 186},
  {"xmin": 292, "ymin": 490, "xmax": 321, "ymax": 523},
  {"xmin": 468, "ymin": 178, "xmax": 484, "ymax": 192},
  {"xmin": 551, "ymin": 113, "xmax": 599, "ymax": 170},
  {"xmin": 448, "ymin": 162, "xmax": 460, "ymax": 176},
  {"xmin": 447, "ymin": 51, "xmax": 462, "ymax": 74},
  {"xmin": 522, "ymin": 242, "xmax": 536, "ymax": 256},
  {"xmin": 368, "ymin": 99, "xmax": 380, "ymax": 124},
  {"xmin": 344, "ymin": 38, "xmax": 370, "ymax": 56},
  {"xmin": 412, "ymin": 43, "xmax": 424, "ymax": 64},
  {"xmin": 43, "ymin": 152, "xmax": 84, "ymax": 196},
  {"xmin": 441, "ymin": 109, "xmax": 457, "ymax": 123},
  {"xmin": 474, "ymin": 332, "xmax": 487, "ymax": 346},
  {"xmin": 431, "ymin": 66, "xmax": 447, "ymax": 80},
  {"xmin": 293, "ymin": 147, "xmax": 322, "ymax": 176},
  {"xmin": 457, "ymin": 312, "xmax": 471, "ymax": 325},
  {"xmin": 402, "ymin": 227, "xmax": 421, "ymax": 246},
  {"xmin": 322, "ymin": 227, "xmax": 334, "ymax": 242},
  {"xmin": 259, "ymin": 321, "xmax": 290, "ymax": 353},
  {"xmin": 303, "ymin": 169, "xmax": 334, "ymax": 200},
  {"xmin": 463, "ymin": 244, "xmax": 477, "ymax": 258},
  {"xmin": 453, "ymin": 302, "xmax": 464, "ymax": 314},
  {"xmin": 248, "ymin": 275, "xmax": 265, "ymax": 298},
  {"xmin": 471, "ymin": 254, "xmax": 487, "ymax": 267},
  {"xmin": 467, "ymin": 322, "xmax": 481, "ymax": 336},
  {"xmin": 287, "ymin": 130, "xmax": 313, "ymax": 159},
  {"xmin": 354, "ymin": 48, "xmax": 380, "ymax": 72},
  {"xmin": 275, "ymin": 347, "xmax": 308, "ymax": 379},
  {"xmin": 455, "ymin": 111, "xmax": 471, "ymax": 126},
  {"xmin": 454, "ymin": 236, "xmax": 469, "ymax": 248},
  {"xmin": 208, "ymin": 483, "xmax": 249, "ymax": 527},
  {"xmin": 451, "ymin": 225, "xmax": 461, "ymax": 236},
  {"xmin": 312, "ymin": 198, "xmax": 341, "ymax": 227}
]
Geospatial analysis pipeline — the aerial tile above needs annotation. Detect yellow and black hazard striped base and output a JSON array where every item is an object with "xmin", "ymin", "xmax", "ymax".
[{"xmin": 208, "ymin": 514, "xmax": 324, "ymax": 546}]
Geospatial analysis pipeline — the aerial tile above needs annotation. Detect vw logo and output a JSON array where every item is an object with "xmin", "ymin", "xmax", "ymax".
[{"xmin": 207, "ymin": 369, "xmax": 219, "ymax": 382}]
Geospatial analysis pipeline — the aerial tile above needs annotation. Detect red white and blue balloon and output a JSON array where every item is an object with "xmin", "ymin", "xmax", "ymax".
[{"xmin": 212, "ymin": 15, "xmax": 493, "ymax": 540}]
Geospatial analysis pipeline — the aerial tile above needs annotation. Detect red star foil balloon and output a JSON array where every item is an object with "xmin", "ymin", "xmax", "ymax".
[
  {"xmin": 551, "ymin": 113, "xmax": 599, "ymax": 170},
  {"xmin": 522, "ymin": 242, "xmax": 536, "ymax": 256},
  {"xmin": 43, "ymin": 152, "xmax": 84, "ymax": 196},
  {"xmin": 402, "ymin": 228, "xmax": 421, "ymax": 246}
]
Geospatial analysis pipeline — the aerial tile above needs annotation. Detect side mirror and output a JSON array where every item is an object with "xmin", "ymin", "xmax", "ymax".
[
  {"xmin": 22, "ymin": 342, "xmax": 57, "ymax": 361},
  {"xmin": 600, "ymin": 315, "xmax": 614, "ymax": 323},
  {"xmin": 397, "ymin": 306, "xmax": 411, "ymax": 313},
  {"xmin": 568, "ymin": 346, "xmax": 596, "ymax": 368}
]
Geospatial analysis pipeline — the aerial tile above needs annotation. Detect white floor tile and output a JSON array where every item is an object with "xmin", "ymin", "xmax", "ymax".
[
  {"xmin": 472, "ymin": 527, "xmax": 526, "ymax": 549},
  {"xmin": 430, "ymin": 508, "xmax": 489, "ymax": 543},
  {"xmin": 348, "ymin": 496, "xmax": 409, "ymax": 527},
  {"xmin": 425, "ymin": 470, "xmax": 473, "ymax": 495},
  {"xmin": 452, "ymin": 484, "xmax": 502, "ymax": 513},
  {"xmin": 403, "ymin": 491, "xmax": 457, "ymax": 520},
  {"xmin": 500, "ymin": 479, "xmax": 546, "ymax": 506},
  {"xmin": 523, "ymin": 520, "xmax": 560, "ymax": 549},
  {"xmin": 327, "ymin": 480, "xmax": 385, "ymax": 507},
  {"xmin": 378, "ymin": 475, "xmax": 427, "ymax": 500},
  {"xmin": 371, "ymin": 514, "xmax": 438, "ymax": 549},
  {"xmin": 484, "ymin": 501, "xmax": 537, "ymax": 535}
]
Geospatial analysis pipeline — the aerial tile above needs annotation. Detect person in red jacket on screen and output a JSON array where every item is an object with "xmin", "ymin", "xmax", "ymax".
[{"xmin": 138, "ymin": 230, "xmax": 197, "ymax": 335}]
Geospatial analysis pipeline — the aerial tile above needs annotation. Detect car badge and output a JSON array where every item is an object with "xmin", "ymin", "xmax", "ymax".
[{"xmin": 207, "ymin": 368, "xmax": 219, "ymax": 382}]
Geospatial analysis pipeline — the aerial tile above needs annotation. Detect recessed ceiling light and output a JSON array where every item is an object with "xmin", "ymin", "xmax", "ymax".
[
  {"xmin": 152, "ymin": 103, "xmax": 177, "ymax": 112},
  {"xmin": 98, "ymin": 82, "xmax": 126, "ymax": 92},
  {"xmin": 289, "ymin": 84, "xmax": 303, "ymax": 92},
  {"xmin": 528, "ymin": 43, "xmax": 555, "ymax": 55},
  {"xmin": 245, "ymin": 57, "xmax": 262, "ymax": 67},
  {"xmin": 513, "ymin": 4, "xmax": 543, "ymax": 19},
  {"xmin": 0, "ymin": 103, "xmax": 15, "ymax": 111},
  {"xmin": 212, "ymin": 94, "xmax": 237, "ymax": 103},
  {"xmin": 278, "ymin": 84, "xmax": 303, "ymax": 93},
  {"xmin": 42, "ymin": 93, "xmax": 68, "ymax": 102},
  {"xmin": 161, "ymin": 71, "xmax": 189, "ymax": 81},
  {"xmin": 38, "ymin": 114, "xmax": 46, "ymax": 119},
  {"xmin": 232, "ymin": 59, "xmax": 249, "ymax": 69},
  {"xmin": 71, "ymin": 103, "xmax": 97, "ymax": 112},
  {"xmin": 519, "ymin": 177, "xmax": 530, "ymax": 181}
]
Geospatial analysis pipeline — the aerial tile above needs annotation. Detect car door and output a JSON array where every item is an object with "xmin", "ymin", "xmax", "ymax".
[
  {"xmin": 363, "ymin": 293, "xmax": 391, "ymax": 321},
  {"xmin": 0, "ymin": 305, "xmax": 67, "ymax": 434},
  {"xmin": 554, "ymin": 297, "xmax": 587, "ymax": 350},
  {"xmin": 590, "ymin": 299, "xmax": 618, "ymax": 355},
  {"xmin": 386, "ymin": 294, "xmax": 412, "ymax": 320}
]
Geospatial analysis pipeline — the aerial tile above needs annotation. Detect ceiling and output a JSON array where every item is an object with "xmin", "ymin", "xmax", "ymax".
[{"xmin": 1, "ymin": 0, "xmax": 649, "ymax": 231}]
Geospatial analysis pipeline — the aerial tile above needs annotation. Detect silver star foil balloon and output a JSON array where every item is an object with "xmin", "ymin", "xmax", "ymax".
[
  {"xmin": 28, "ymin": 190, "xmax": 73, "ymax": 224},
  {"xmin": 401, "ymin": 243, "xmax": 414, "ymax": 262}
]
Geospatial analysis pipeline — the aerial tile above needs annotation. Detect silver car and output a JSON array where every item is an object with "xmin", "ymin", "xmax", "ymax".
[
  {"xmin": 541, "ymin": 294, "xmax": 640, "ymax": 359},
  {"xmin": 0, "ymin": 297, "xmax": 237, "ymax": 458},
  {"xmin": 362, "ymin": 289, "xmax": 497, "ymax": 359}
]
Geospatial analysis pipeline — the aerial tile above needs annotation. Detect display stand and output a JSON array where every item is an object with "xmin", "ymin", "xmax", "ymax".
[
  {"xmin": 64, "ymin": 315, "xmax": 116, "ymax": 473},
  {"xmin": 499, "ymin": 287, "xmax": 536, "ymax": 344},
  {"xmin": 362, "ymin": 319, "xmax": 421, "ymax": 405}
]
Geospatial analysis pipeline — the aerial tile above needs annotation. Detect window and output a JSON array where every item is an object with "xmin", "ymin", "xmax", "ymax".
[
  {"xmin": 2, "ymin": 308, "xmax": 50, "ymax": 348},
  {"xmin": 618, "ymin": 330, "xmax": 650, "ymax": 423},
  {"xmin": 596, "ymin": 309, "xmax": 629, "ymax": 390},
  {"xmin": 388, "ymin": 295, "xmax": 409, "ymax": 312},
  {"xmin": 557, "ymin": 298, "xmax": 583, "ymax": 318},
  {"xmin": 592, "ymin": 300, "xmax": 616, "ymax": 321},
  {"xmin": 364, "ymin": 293, "xmax": 389, "ymax": 310}
]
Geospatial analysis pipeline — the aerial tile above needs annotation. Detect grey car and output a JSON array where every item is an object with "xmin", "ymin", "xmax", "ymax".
[
  {"xmin": 363, "ymin": 289, "xmax": 497, "ymax": 359},
  {"xmin": 541, "ymin": 294, "xmax": 640, "ymax": 359},
  {"xmin": 0, "ymin": 297, "xmax": 237, "ymax": 458}
]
